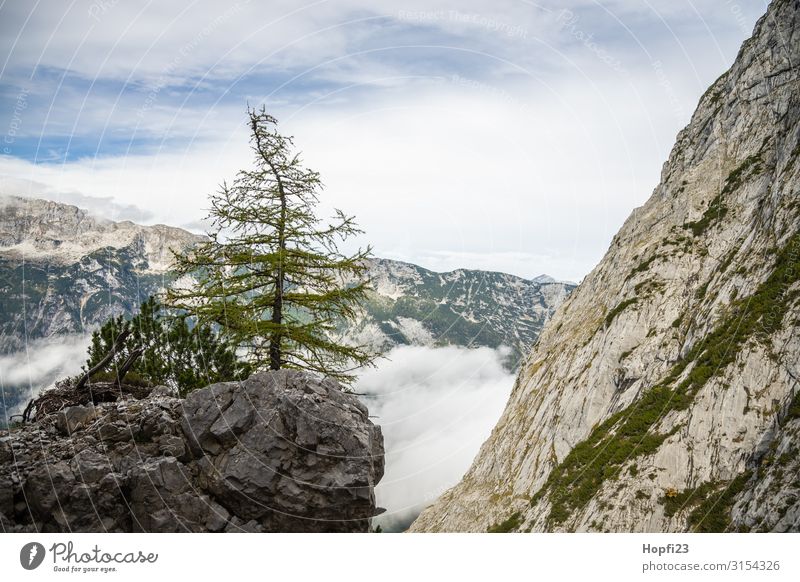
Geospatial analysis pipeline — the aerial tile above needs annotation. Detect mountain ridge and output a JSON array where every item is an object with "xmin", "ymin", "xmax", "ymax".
[{"xmin": 0, "ymin": 194, "xmax": 574, "ymax": 423}]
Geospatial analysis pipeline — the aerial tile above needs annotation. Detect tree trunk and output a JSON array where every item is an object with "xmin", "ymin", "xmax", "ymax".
[
  {"xmin": 267, "ymin": 156, "xmax": 287, "ymax": 371},
  {"xmin": 269, "ymin": 270, "xmax": 282, "ymax": 369},
  {"xmin": 75, "ymin": 329, "xmax": 132, "ymax": 390}
]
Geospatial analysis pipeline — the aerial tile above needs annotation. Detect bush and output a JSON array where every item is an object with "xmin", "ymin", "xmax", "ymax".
[
  {"xmin": 84, "ymin": 296, "xmax": 250, "ymax": 396},
  {"xmin": 487, "ymin": 512, "xmax": 522, "ymax": 533}
]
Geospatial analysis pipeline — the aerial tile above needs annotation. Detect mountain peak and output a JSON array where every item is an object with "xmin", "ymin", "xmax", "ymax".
[{"xmin": 0, "ymin": 194, "xmax": 204, "ymax": 271}]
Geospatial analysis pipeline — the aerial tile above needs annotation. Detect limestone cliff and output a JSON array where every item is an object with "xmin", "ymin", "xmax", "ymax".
[
  {"xmin": 0, "ymin": 195, "xmax": 203, "ymax": 271},
  {"xmin": 411, "ymin": 0, "xmax": 800, "ymax": 533}
]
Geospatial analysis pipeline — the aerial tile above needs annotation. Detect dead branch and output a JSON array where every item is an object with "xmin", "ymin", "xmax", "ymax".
[
  {"xmin": 116, "ymin": 347, "xmax": 144, "ymax": 383},
  {"xmin": 75, "ymin": 328, "xmax": 132, "ymax": 390}
]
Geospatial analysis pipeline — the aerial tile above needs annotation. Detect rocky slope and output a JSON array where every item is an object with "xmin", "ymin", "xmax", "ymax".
[
  {"xmin": 411, "ymin": 0, "xmax": 800, "ymax": 533},
  {"xmin": 0, "ymin": 370, "xmax": 384, "ymax": 532},
  {"xmin": 349, "ymin": 258, "xmax": 573, "ymax": 365},
  {"xmin": 0, "ymin": 195, "xmax": 202, "ymax": 270}
]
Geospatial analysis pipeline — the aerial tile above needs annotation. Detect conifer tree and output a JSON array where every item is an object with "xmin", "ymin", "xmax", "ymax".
[
  {"xmin": 168, "ymin": 106, "xmax": 377, "ymax": 383},
  {"xmin": 85, "ymin": 296, "xmax": 248, "ymax": 396}
]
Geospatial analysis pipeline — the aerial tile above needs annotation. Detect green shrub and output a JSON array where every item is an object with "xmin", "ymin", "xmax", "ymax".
[
  {"xmin": 784, "ymin": 388, "xmax": 800, "ymax": 422},
  {"xmin": 660, "ymin": 481, "xmax": 717, "ymax": 518},
  {"xmin": 84, "ymin": 296, "xmax": 250, "ymax": 396},
  {"xmin": 687, "ymin": 472, "xmax": 752, "ymax": 532},
  {"xmin": 627, "ymin": 255, "xmax": 662, "ymax": 280},
  {"xmin": 683, "ymin": 153, "xmax": 762, "ymax": 237},
  {"xmin": 487, "ymin": 512, "xmax": 522, "ymax": 533}
]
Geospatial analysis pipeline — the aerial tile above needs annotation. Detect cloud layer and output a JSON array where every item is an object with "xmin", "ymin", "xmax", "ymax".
[
  {"xmin": 0, "ymin": 335, "xmax": 91, "ymax": 419},
  {"xmin": 356, "ymin": 345, "xmax": 515, "ymax": 531}
]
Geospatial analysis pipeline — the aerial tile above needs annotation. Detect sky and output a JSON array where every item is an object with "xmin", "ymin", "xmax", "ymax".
[{"xmin": 0, "ymin": 0, "xmax": 768, "ymax": 282}]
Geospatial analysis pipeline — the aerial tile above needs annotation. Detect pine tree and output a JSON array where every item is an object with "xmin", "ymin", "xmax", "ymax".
[
  {"xmin": 85, "ymin": 296, "xmax": 248, "ymax": 395},
  {"xmin": 168, "ymin": 106, "xmax": 378, "ymax": 383}
]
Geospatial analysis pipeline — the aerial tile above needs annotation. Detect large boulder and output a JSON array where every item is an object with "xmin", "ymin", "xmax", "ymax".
[{"xmin": 0, "ymin": 370, "xmax": 384, "ymax": 532}]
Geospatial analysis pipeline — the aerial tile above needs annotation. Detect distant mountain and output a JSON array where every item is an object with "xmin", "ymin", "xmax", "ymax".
[
  {"xmin": 0, "ymin": 195, "xmax": 574, "ymax": 421},
  {"xmin": 350, "ymin": 258, "xmax": 573, "ymax": 365},
  {"xmin": 0, "ymin": 195, "xmax": 203, "ymax": 351}
]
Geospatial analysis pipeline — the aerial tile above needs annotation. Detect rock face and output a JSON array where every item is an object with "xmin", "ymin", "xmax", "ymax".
[
  {"xmin": 411, "ymin": 0, "xmax": 800, "ymax": 533},
  {"xmin": 0, "ymin": 371, "xmax": 384, "ymax": 532},
  {"xmin": 0, "ymin": 195, "xmax": 203, "ymax": 353},
  {"xmin": 0, "ymin": 195, "xmax": 203, "ymax": 270}
]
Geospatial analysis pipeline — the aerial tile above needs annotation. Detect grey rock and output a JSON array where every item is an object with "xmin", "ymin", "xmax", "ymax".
[
  {"xmin": 96, "ymin": 421, "xmax": 132, "ymax": 443},
  {"xmin": 1, "ymin": 370, "xmax": 383, "ymax": 533},
  {"xmin": 0, "ymin": 438, "xmax": 11, "ymax": 463},
  {"xmin": 0, "ymin": 476, "xmax": 13, "ymax": 517},
  {"xmin": 204, "ymin": 501, "xmax": 230, "ymax": 532},
  {"xmin": 151, "ymin": 385, "xmax": 178, "ymax": 398},
  {"xmin": 70, "ymin": 449, "xmax": 112, "ymax": 483},
  {"xmin": 55, "ymin": 405, "xmax": 98, "ymax": 435}
]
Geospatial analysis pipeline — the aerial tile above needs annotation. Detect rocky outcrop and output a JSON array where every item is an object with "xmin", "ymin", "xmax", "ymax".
[
  {"xmin": 0, "ymin": 371, "xmax": 384, "ymax": 532},
  {"xmin": 412, "ymin": 0, "xmax": 800, "ymax": 532}
]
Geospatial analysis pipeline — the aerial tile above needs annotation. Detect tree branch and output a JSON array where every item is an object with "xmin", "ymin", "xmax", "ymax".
[{"xmin": 75, "ymin": 328, "xmax": 131, "ymax": 390}]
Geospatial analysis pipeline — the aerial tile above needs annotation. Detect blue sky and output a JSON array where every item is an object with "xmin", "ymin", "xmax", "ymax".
[{"xmin": 0, "ymin": 0, "xmax": 768, "ymax": 281}]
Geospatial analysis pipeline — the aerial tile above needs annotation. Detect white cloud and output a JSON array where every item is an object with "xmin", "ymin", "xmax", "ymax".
[
  {"xmin": 356, "ymin": 345, "xmax": 514, "ymax": 532},
  {"xmin": 0, "ymin": 335, "xmax": 91, "ymax": 417},
  {"xmin": 0, "ymin": 0, "xmax": 766, "ymax": 283},
  {"xmin": 0, "ymin": 72, "xmax": 688, "ymax": 281},
  {"xmin": 0, "ymin": 0, "xmax": 764, "ymax": 85}
]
